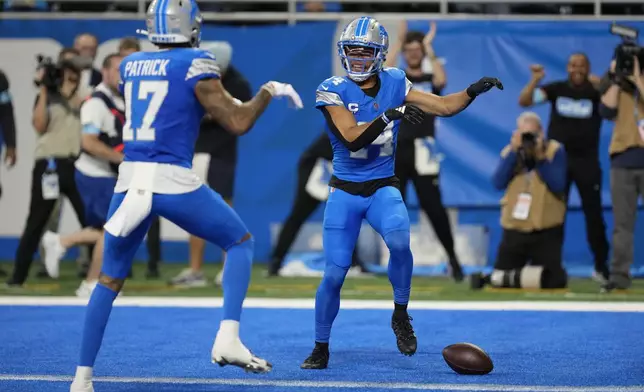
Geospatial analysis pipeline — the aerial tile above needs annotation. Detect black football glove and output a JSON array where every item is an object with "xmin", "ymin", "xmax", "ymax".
[
  {"xmin": 466, "ymin": 77, "xmax": 504, "ymax": 98},
  {"xmin": 382, "ymin": 105, "xmax": 424, "ymax": 125}
]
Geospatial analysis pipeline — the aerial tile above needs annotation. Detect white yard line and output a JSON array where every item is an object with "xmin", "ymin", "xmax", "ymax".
[
  {"xmin": 1, "ymin": 296, "xmax": 644, "ymax": 312},
  {"xmin": 0, "ymin": 374, "xmax": 642, "ymax": 391}
]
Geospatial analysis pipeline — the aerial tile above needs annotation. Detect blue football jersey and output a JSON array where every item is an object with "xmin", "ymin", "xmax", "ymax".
[
  {"xmin": 315, "ymin": 68, "xmax": 412, "ymax": 182},
  {"xmin": 119, "ymin": 48, "xmax": 220, "ymax": 168}
]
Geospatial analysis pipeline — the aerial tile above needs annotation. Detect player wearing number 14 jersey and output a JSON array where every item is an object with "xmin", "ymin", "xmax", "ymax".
[
  {"xmin": 70, "ymin": 1, "xmax": 303, "ymax": 391},
  {"xmin": 301, "ymin": 16, "xmax": 503, "ymax": 369}
]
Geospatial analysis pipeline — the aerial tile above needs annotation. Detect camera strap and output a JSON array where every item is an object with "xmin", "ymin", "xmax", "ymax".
[{"xmin": 521, "ymin": 170, "xmax": 535, "ymax": 193}]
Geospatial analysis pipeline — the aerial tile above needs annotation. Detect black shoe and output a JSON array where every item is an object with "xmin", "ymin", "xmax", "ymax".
[
  {"xmin": 145, "ymin": 268, "xmax": 160, "ymax": 279},
  {"xmin": 301, "ymin": 343, "xmax": 329, "ymax": 369},
  {"xmin": 448, "ymin": 257, "xmax": 464, "ymax": 282},
  {"xmin": 266, "ymin": 258, "xmax": 281, "ymax": 277},
  {"xmin": 391, "ymin": 314, "xmax": 417, "ymax": 356},
  {"xmin": 470, "ymin": 272, "xmax": 488, "ymax": 290},
  {"xmin": 0, "ymin": 268, "xmax": 6, "ymax": 278},
  {"xmin": 4, "ymin": 278, "xmax": 23, "ymax": 289},
  {"xmin": 600, "ymin": 282, "xmax": 618, "ymax": 294},
  {"xmin": 36, "ymin": 267, "xmax": 50, "ymax": 279}
]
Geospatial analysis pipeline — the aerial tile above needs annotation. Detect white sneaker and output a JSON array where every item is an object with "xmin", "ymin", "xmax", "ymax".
[
  {"xmin": 169, "ymin": 269, "xmax": 208, "ymax": 288},
  {"xmin": 211, "ymin": 320, "xmax": 272, "ymax": 374},
  {"xmin": 215, "ymin": 269, "xmax": 224, "ymax": 287},
  {"xmin": 41, "ymin": 231, "xmax": 66, "ymax": 279},
  {"xmin": 70, "ymin": 379, "xmax": 93, "ymax": 392},
  {"xmin": 75, "ymin": 280, "xmax": 98, "ymax": 298},
  {"xmin": 592, "ymin": 270, "xmax": 609, "ymax": 285}
]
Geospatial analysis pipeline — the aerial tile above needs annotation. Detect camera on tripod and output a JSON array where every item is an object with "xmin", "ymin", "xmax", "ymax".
[
  {"xmin": 610, "ymin": 23, "xmax": 644, "ymax": 76},
  {"xmin": 34, "ymin": 54, "xmax": 90, "ymax": 91}
]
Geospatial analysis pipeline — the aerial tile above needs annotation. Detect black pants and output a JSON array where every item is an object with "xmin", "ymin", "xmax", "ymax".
[
  {"xmin": 10, "ymin": 158, "xmax": 86, "ymax": 285},
  {"xmin": 496, "ymin": 226, "xmax": 564, "ymax": 271},
  {"xmin": 495, "ymin": 226, "xmax": 567, "ymax": 288},
  {"xmin": 565, "ymin": 155, "xmax": 609, "ymax": 269},
  {"xmin": 395, "ymin": 140, "xmax": 458, "ymax": 261},
  {"xmin": 270, "ymin": 134, "xmax": 364, "ymax": 272},
  {"xmin": 146, "ymin": 216, "xmax": 161, "ymax": 271}
]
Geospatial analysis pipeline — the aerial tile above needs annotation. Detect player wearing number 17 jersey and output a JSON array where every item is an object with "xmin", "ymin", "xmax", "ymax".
[
  {"xmin": 70, "ymin": 1, "xmax": 303, "ymax": 391},
  {"xmin": 301, "ymin": 16, "xmax": 503, "ymax": 369}
]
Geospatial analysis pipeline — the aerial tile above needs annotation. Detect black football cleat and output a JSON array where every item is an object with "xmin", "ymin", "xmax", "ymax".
[
  {"xmin": 391, "ymin": 314, "xmax": 417, "ymax": 356},
  {"xmin": 301, "ymin": 344, "xmax": 329, "ymax": 369},
  {"xmin": 449, "ymin": 259, "xmax": 464, "ymax": 282}
]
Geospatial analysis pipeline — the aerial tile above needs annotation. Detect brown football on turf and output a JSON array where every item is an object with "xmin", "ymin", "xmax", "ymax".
[{"xmin": 442, "ymin": 343, "xmax": 493, "ymax": 375}]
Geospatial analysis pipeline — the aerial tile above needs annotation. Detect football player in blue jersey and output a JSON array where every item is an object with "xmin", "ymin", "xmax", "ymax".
[
  {"xmin": 70, "ymin": 1, "xmax": 303, "ymax": 390},
  {"xmin": 301, "ymin": 16, "xmax": 502, "ymax": 370}
]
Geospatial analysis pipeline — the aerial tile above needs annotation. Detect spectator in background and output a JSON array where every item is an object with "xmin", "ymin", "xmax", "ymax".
[
  {"xmin": 69, "ymin": 33, "xmax": 102, "ymax": 276},
  {"xmin": 7, "ymin": 48, "xmax": 87, "ymax": 287},
  {"xmin": 40, "ymin": 53, "xmax": 124, "ymax": 297},
  {"xmin": 384, "ymin": 22, "xmax": 464, "ymax": 282},
  {"xmin": 472, "ymin": 112, "xmax": 568, "ymax": 291},
  {"xmin": 0, "ymin": 69, "xmax": 17, "ymax": 277},
  {"xmin": 518, "ymin": 53, "xmax": 610, "ymax": 283},
  {"xmin": 74, "ymin": 33, "xmax": 102, "ymax": 99},
  {"xmin": 599, "ymin": 58, "xmax": 644, "ymax": 292},
  {"xmin": 297, "ymin": 2, "xmax": 341, "ymax": 12},
  {"xmin": 118, "ymin": 37, "xmax": 141, "ymax": 57},
  {"xmin": 169, "ymin": 42, "xmax": 252, "ymax": 288},
  {"xmin": 2, "ymin": 0, "xmax": 48, "ymax": 11},
  {"xmin": 36, "ymin": 48, "xmax": 88, "ymax": 278}
]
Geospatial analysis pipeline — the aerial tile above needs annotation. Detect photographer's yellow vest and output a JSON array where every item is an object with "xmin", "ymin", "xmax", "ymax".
[
  {"xmin": 609, "ymin": 91, "xmax": 644, "ymax": 156},
  {"xmin": 500, "ymin": 141, "xmax": 566, "ymax": 232}
]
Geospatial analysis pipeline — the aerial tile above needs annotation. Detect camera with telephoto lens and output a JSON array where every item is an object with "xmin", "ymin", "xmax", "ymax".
[
  {"xmin": 34, "ymin": 54, "xmax": 90, "ymax": 91},
  {"xmin": 521, "ymin": 132, "xmax": 537, "ymax": 150},
  {"xmin": 518, "ymin": 131, "xmax": 539, "ymax": 163},
  {"xmin": 610, "ymin": 23, "xmax": 644, "ymax": 76}
]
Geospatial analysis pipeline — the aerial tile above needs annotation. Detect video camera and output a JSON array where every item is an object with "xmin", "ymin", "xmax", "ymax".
[
  {"xmin": 33, "ymin": 54, "xmax": 90, "ymax": 91},
  {"xmin": 610, "ymin": 23, "xmax": 644, "ymax": 76}
]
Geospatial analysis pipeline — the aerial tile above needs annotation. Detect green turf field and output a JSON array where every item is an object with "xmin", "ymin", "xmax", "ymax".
[{"xmin": 2, "ymin": 262, "xmax": 644, "ymax": 301}]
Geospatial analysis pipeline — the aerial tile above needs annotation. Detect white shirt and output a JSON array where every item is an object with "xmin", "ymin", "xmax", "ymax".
[{"xmin": 75, "ymin": 83, "xmax": 125, "ymax": 178}]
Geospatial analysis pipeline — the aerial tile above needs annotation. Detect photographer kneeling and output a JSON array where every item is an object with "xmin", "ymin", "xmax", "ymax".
[
  {"xmin": 472, "ymin": 112, "xmax": 568, "ymax": 290},
  {"xmin": 7, "ymin": 49, "xmax": 88, "ymax": 287}
]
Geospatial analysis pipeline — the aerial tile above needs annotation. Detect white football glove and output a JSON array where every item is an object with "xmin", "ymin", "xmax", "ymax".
[{"xmin": 261, "ymin": 81, "xmax": 303, "ymax": 109}]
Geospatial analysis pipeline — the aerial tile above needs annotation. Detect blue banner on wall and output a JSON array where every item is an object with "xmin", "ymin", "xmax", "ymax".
[{"xmin": 1, "ymin": 19, "xmax": 643, "ymax": 268}]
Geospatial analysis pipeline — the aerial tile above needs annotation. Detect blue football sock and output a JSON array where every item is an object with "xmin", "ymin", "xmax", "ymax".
[
  {"xmin": 221, "ymin": 238, "xmax": 254, "ymax": 321},
  {"xmin": 385, "ymin": 230, "xmax": 413, "ymax": 305},
  {"xmin": 79, "ymin": 284, "xmax": 118, "ymax": 367},
  {"xmin": 315, "ymin": 263, "xmax": 349, "ymax": 343}
]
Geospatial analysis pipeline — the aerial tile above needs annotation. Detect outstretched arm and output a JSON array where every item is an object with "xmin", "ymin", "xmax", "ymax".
[
  {"xmin": 405, "ymin": 77, "xmax": 503, "ymax": 117},
  {"xmin": 195, "ymin": 78, "xmax": 272, "ymax": 136},
  {"xmin": 405, "ymin": 89, "xmax": 472, "ymax": 117}
]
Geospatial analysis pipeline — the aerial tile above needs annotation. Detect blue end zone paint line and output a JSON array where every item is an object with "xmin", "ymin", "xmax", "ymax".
[{"xmin": 0, "ymin": 300, "xmax": 643, "ymax": 392}]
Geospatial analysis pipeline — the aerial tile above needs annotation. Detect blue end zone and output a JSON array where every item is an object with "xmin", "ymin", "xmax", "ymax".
[{"xmin": 0, "ymin": 303, "xmax": 643, "ymax": 391}]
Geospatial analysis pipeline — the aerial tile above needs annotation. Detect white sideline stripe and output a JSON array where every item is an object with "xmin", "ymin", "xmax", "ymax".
[
  {"xmin": 0, "ymin": 374, "xmax": 642, "ymax": 392},
  {"xmin": 1, "ymin": 296, "xmax": 644, "ymax": 312}
]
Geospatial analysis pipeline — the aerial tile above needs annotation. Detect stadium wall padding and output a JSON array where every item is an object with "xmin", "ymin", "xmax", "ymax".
[{"xmin": 0, "ymin": 19, "xmax": 643, "ymax": 271}]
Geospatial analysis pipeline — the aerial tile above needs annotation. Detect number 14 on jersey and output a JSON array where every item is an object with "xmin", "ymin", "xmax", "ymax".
[{"xmin": 122, "ymin": 80, "xmax": 169, "ymax": 142}]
